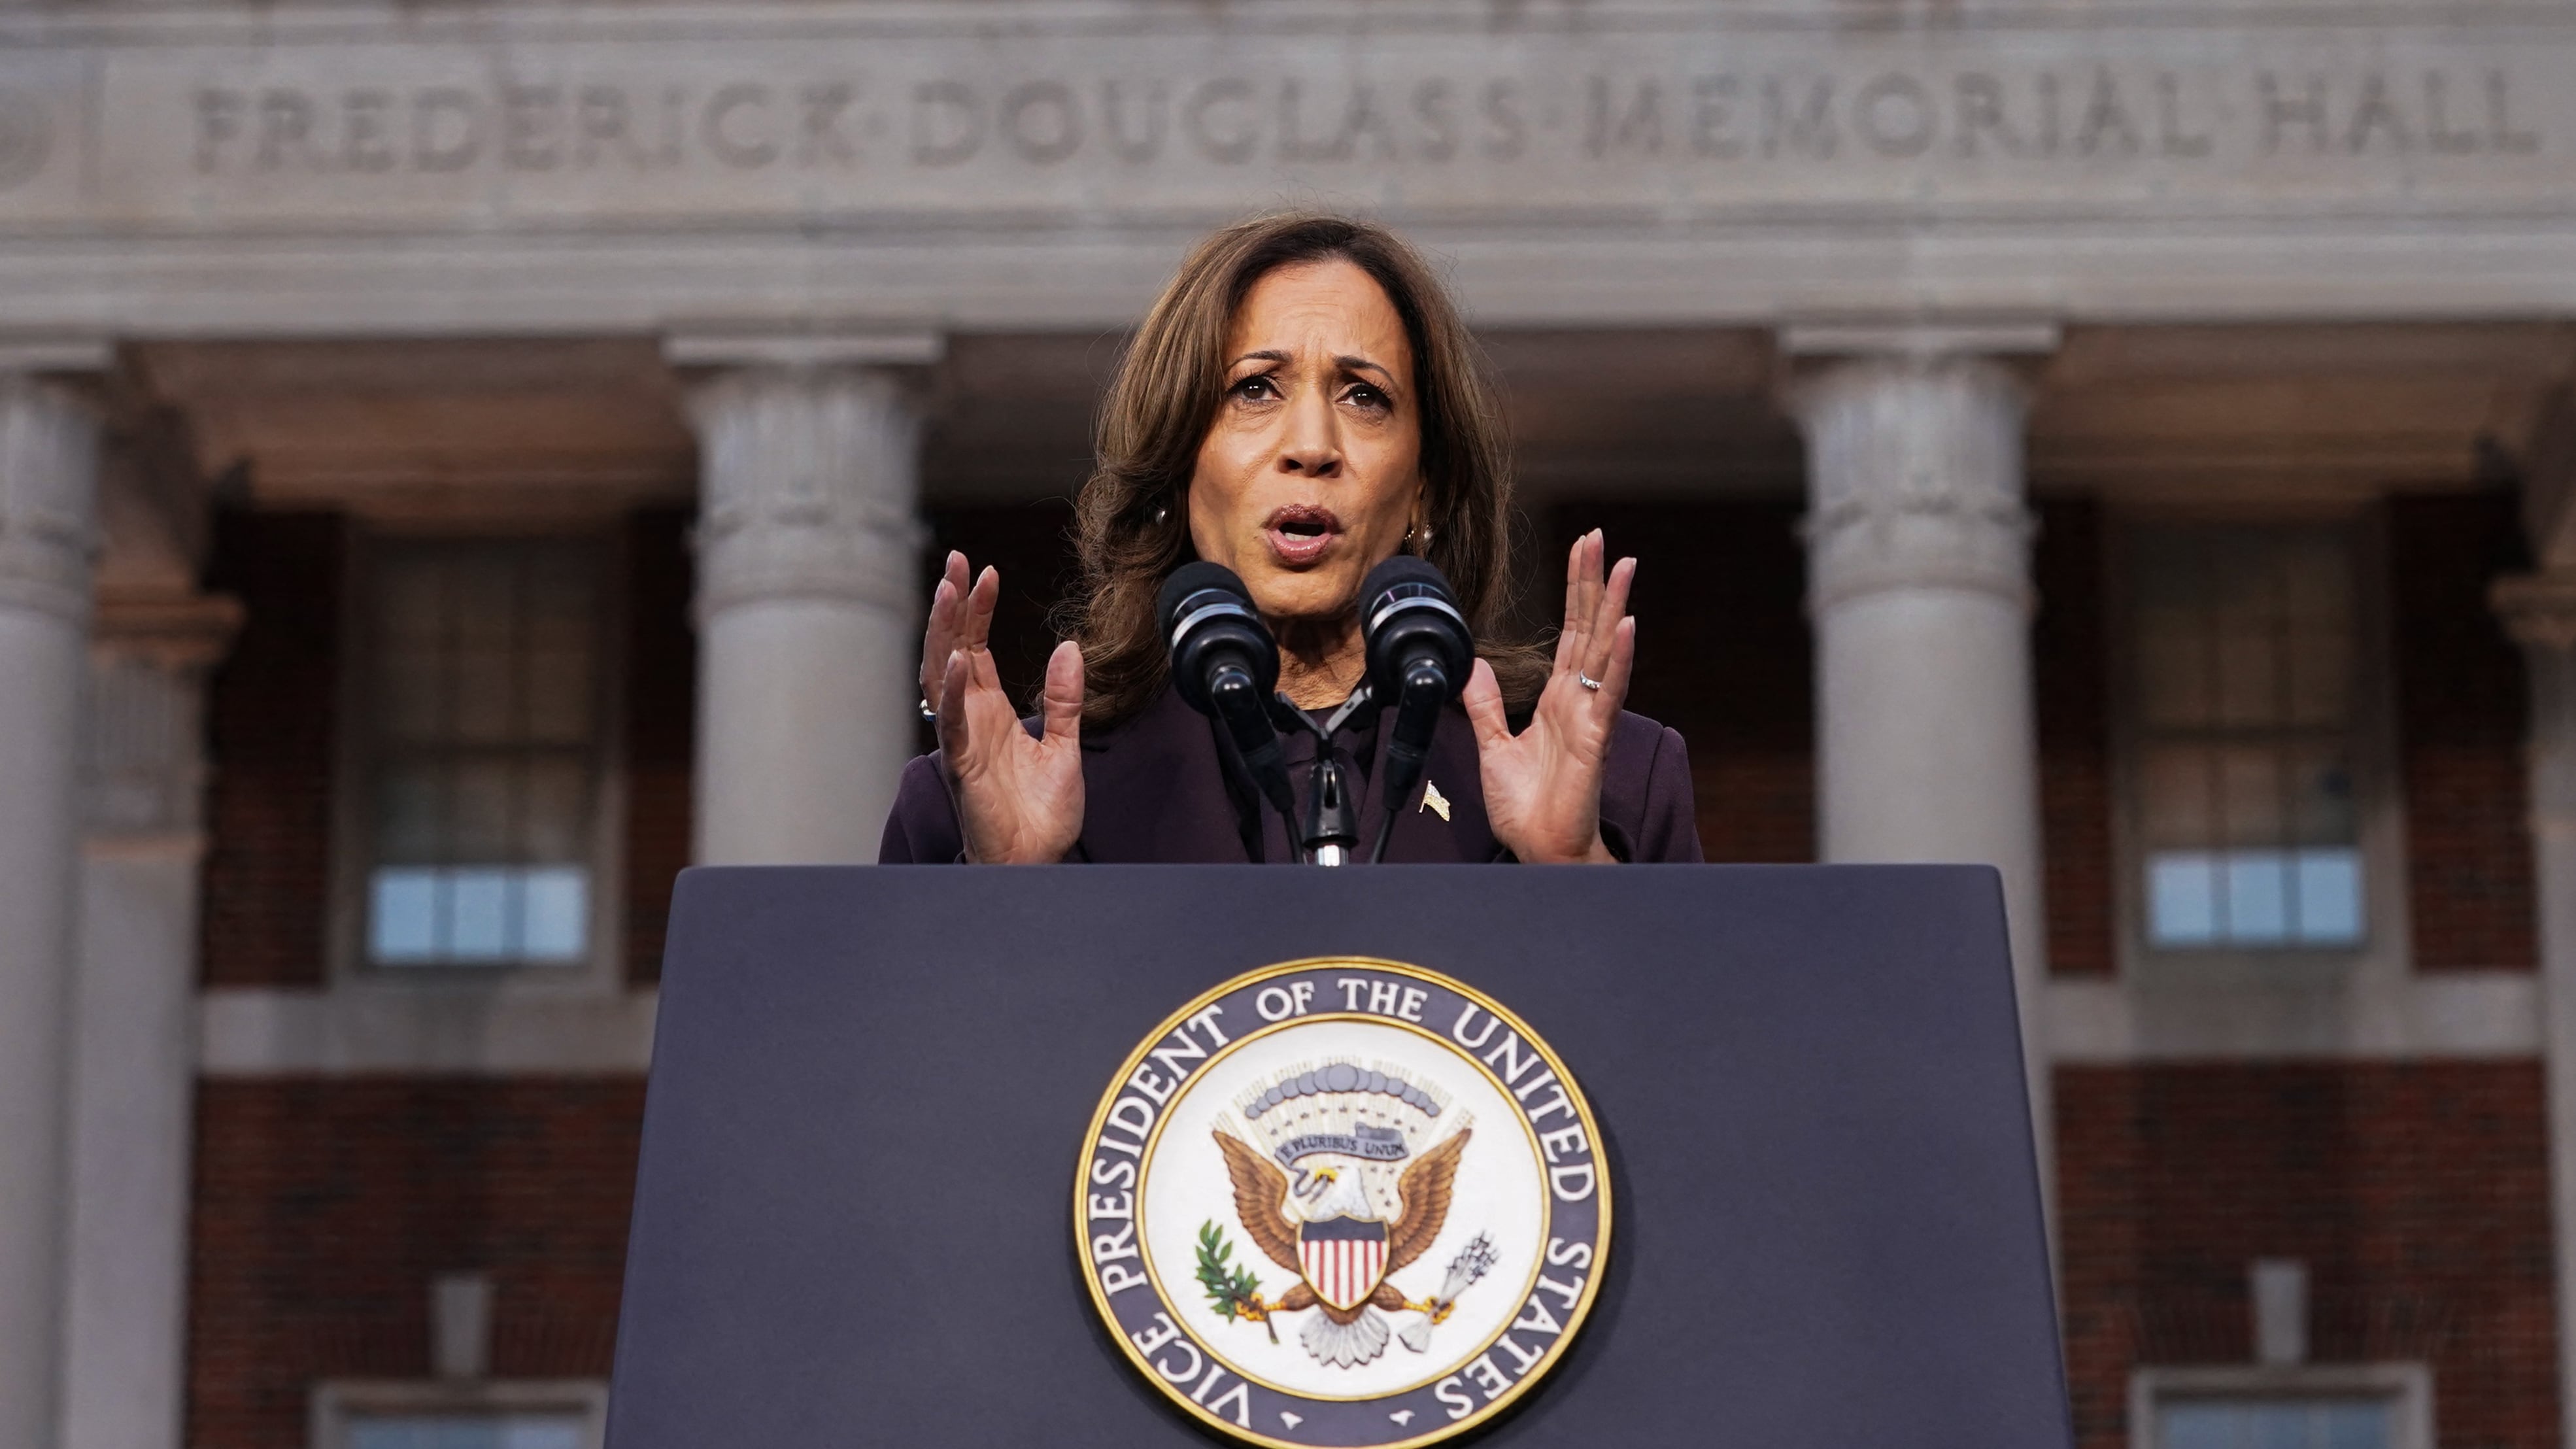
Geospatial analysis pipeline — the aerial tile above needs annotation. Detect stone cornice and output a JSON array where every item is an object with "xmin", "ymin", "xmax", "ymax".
[
  {"xmin": 0, "ymin": 10, "xmax": 2571, "ymax": 332},
  {"xmin": 1782, "ymin": 318, "xmax": 2063, "ymax": 360},
  {"xmin": 666, "ymin": 326, "xmax": 945, "ymax": 371}
]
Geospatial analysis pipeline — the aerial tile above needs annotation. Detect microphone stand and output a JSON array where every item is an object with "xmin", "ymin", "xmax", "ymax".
[
  {"xmin": 1268, "ymin": 686, "xmax": 1373, "ymax": 865},
  {"xmin": 1368, "ymin": 662, "xmax": 1446, "ymax": 865}
]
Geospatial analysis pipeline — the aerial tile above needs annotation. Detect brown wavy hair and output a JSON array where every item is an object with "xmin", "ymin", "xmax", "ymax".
[{"xmin": 1061, "ymin": 212, "xmax": 1546, "ymax": 728}]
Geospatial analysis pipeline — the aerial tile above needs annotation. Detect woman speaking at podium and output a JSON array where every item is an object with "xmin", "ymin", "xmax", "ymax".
[{"xmin": 881, "ymin": 214, "xmax": 1701, "ymax": 866}]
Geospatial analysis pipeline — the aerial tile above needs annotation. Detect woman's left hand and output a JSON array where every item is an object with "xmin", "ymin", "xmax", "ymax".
[{"xmin": 1463, "ymin": 529, "xmax": 1635, "ymax": 864}]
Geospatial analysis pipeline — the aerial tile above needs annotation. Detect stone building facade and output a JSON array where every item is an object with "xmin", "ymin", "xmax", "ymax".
[{"xmin": 1, "ymin": 1, "xmax": 2574, "ymax": 1446}]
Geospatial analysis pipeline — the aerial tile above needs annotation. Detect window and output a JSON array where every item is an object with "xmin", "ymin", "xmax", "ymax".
[
  {"xmin": 360, "ymin": 539, "xmax": 608, "ymax": 970},
  {"xmin": 2158, "ymin": 1397, "xmax": 2392, "ymax": 1449},
  {"xmin": 2127, "ymin": 526, "xmax": 2366, "ymax": 949},
  {"xmin": 2133, "ymin": 1366, "xmax": 2430, "ymax": 1449}
]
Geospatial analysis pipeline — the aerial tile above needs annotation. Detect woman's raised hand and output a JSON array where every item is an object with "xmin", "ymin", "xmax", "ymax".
[
  {"xmin": 1461, "ymin": 530, "xmax": 1635, "ymax": 864},
  {"xmin": 921, "ymin": 551, "xmax": 1086, "ymax": 863}
]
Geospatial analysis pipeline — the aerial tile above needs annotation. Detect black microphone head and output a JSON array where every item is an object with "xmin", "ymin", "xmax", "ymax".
[
  {"xmin": 1159, "ymin": 561, "xmax": 1280, "ymax": 717},
  {"xmin": 1360, "ymin": 555, "xmax": 1473, "ymax": 703},
  {"xmin": 1157, "ymin": 561, "xmax": 1251, "ymax": 640}
]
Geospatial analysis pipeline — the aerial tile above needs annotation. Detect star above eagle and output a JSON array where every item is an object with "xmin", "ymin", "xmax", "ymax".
[{"xmin": 1210, "ymin": 1127, "xmax": 1472, "ymax": 1367}]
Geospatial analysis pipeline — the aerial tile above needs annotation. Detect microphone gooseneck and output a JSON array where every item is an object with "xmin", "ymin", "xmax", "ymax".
[
  {"xmin": 1358, "ymin": 556, "xmax": 1474, "ymax": 864},
  {"xmin": 1157, "ymin": 562, "xmax": 1298, "ymax": 835}
]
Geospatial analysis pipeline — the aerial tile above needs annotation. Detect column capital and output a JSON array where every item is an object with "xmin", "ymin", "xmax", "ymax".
[
  {"xmin": 674, "ymin": 341, "xmax": 934, "ymax": 619},
  {"xmin": 0, "ymin": 346, "xmax": 110, "ymax": 626},
  {"xmin": 1787, "ymin": 340, "xmax": 2042, "ymax": 615}
]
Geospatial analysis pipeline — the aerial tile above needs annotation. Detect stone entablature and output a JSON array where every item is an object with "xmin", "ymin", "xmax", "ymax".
[
  {"xmin": 6, "ymin": 8, "xmax": 2565, "ymax": 223},
  {"xmin": 0, "ymin": 2, "xmax": 2569, "ymax": 336}
]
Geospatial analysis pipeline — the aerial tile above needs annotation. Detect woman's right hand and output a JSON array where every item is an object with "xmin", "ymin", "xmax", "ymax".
[{"xmin": 921, "ymin": 551, "xmax": 1086, "ymax": 863}]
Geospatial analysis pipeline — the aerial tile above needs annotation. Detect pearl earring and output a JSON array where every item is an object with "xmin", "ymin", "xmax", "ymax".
[{"xmin": 1151, "ymin": 502, "xmax": 1170, "ymax": 526}]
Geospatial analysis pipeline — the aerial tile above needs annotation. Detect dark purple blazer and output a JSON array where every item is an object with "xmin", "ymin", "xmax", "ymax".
[{"xmin": 879, "ymin": 684, "xmax": 1703, "ymax": 864}]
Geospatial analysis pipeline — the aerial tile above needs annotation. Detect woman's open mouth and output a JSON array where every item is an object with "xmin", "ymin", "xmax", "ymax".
[{"xmin": 1263, "ymin": 504, "xmax": 1344, "ymax": 568}]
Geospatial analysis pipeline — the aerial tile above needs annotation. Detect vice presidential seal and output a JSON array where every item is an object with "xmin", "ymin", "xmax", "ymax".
[{"xmin": 1075, "ymin": 959, "xmax": 1610, "ymax": 1447}]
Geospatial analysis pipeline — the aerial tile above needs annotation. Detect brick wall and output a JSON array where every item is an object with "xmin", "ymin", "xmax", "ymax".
[
  {"xmin": 201, "ymin": 510, "xmax": 344, "ymax": 987},
  {"xmin": 2057, "ymin": 1062, "xmax": 2558, "ymax": 1449},
  {"xmin": 624, "ymin": 508, "xmax": 695, "ymax": 984},
  {"xmin": 2037, "ymin": 498, "xmax": 2117, "ymax": 977},
  {"xmin": 2390, "ymin": 493, "xmax": 2537, "ymax": 973},
  {"xmin": 190, "ymin": 1080, "xmax": 645, "ymax": 1448}
]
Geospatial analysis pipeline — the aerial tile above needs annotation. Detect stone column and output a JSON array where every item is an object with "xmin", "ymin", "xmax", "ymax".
[
  {"xmin": 0, "ymin": 354, "xmax": 105, "ymax": 1449},
  {"xmin": 2493, "ymin": 571, "xmax": 2576, "ymax": 1449},
  {"xmin": 61, "ymin": 593, "xmax": 237, "ymax": 1449},
  {"xmin": 669, "ymin": 331, "xmax": 939, "ymax": 864},
  {"xmin": 1786, "ymin": 324, "xmax": 2057, "ymax": 1214}
]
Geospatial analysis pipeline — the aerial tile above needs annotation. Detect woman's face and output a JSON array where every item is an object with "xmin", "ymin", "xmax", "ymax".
[{"xmin": 1187, "ymin": 258, "xmax": 1423, "ymax": 628}]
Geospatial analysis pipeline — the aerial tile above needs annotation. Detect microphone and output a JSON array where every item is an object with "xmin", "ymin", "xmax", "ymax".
[
  {"xmin": 1159, "ymin": 562, "xmax": 1296, "ymax": 830},
  {"xmin": 1358, "ymin": 556, "xmax": 1474, "ymax": 863}
]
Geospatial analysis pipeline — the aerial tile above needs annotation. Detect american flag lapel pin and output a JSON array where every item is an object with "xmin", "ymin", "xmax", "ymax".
[{"xmin": 1420, "ymin": 780, "xmax": 1451, "ymax": 821}]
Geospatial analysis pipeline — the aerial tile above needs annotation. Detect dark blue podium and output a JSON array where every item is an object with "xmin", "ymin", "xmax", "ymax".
[{"xmin": 605, "ymin": 864, "xmax": 2069, "ymax": 1448}]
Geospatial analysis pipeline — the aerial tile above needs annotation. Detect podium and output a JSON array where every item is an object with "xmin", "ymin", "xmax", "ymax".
[{"xmin": 605, "ymin": 865, "xmax": 2070, "ymax": 1448}]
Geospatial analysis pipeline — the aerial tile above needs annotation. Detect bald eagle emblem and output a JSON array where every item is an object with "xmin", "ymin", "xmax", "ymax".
[{"xmin": 1202, "ymin": 1059, "xmax": 1489, "ymax": 1368}]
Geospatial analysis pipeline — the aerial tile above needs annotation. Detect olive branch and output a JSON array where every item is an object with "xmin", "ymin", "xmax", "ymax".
[{"xmin": 1196, "ymin": 1220, "xmax": 1278, "ymax": 1343}]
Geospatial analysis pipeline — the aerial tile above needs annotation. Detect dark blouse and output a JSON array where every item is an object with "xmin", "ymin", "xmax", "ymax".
[{"xmin": 879, "ymin": 684, "xmax": 1703, "ymax": 864}]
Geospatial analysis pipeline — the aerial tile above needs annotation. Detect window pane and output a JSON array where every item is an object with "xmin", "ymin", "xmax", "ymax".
[
  {"xmin": 369, "ymin": 869, "xmax": 442, "ymax": 963},
  {"xmin": 2294, "ymin": 848, "xmax": 2365, "ymax": 945},
  {"xmin": 2160, "ymin": 1398, "xmax": 2392, "ymax": 1449},
  {"xmin": 2158, "ymin": 1403, "xmax": 2233, "ymax": 1449},
  {"xmin": 445, "ymin": 868, "xmax": 516, "ymax": 961},
  {"xmin": 2279, "ymin": 534, "xmax": 2353, "ymax": 627},
  {"xmin": 525, "ymin": 558, "xmax": 598, "ymax": 649},
  {"xmin": 444, "ymin": 759, "xmax": 519, "ymax": 861},
  {"xmin": 2214, "ymin": 627, "xmax": 2282, "ymax": 730},
  {"xmin": 375, "ymin": 764, "xmax": 447, "ymax": 864},
  {"xmin": 2150, "ymin": 852, "xmax": 2221, "ymax": 946},
  {"xmin": 451, "ymin": 647, "xmax": 520, "ymax": 745},
  {"xmin": 524, "ymin": 651, "xmax": 595, "ymax": 743},
  {"xmin": 2283, "ymin": 742, "xmax": 2358, "ymax": 845},
  {"xmin": 519, "ymin": 756, "xmax": 591, "ymax": 862},
  {"xmin": 2141, "ymin": 745, "xmax": 2218, "ymax": 847},
  {"xmin": 367, "ymin": 866, "xmax": 588, "ymax": 968},
  {"xmin": 377, "ymin": 651, "xmax": 448, "ymax": 745},
  {"xmin": 2282, "ymin": 626, "xmax": 2352, "ymax": 727},
  {"xmin": 347, "ymin": 1413, "xmax": 588, "ymax": 1449},
  {"xmin": 450, "ymin": 553, "xmax": 520, "ymax": 646},
  {"xmin": 2137, "ymin": 606, "xmax": 2212, "ymax": 729},
  {"xmin": 2215, "ymin": 746, "xmax": 2286, "ymax": 847},
  {"xmin": 2222, "ymin": 851, "xmax": 2292, "ymax": 943},
  {"xmin": 522, "ymin": 867, "xmax": 589, "ymax": 961},
  {"xmin": 375, "ymin": 556, "xmax": 450, "ymax": 646},
  {"xmin": 2321, "ymin": 1402, "xmax": 2392, "ymax": 1449}
]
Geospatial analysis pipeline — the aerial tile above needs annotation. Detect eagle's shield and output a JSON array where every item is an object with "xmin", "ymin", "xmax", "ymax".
[{"xmin": 1298, "ymin": 1216, "xmax": 1391, "ymax": 1312}]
